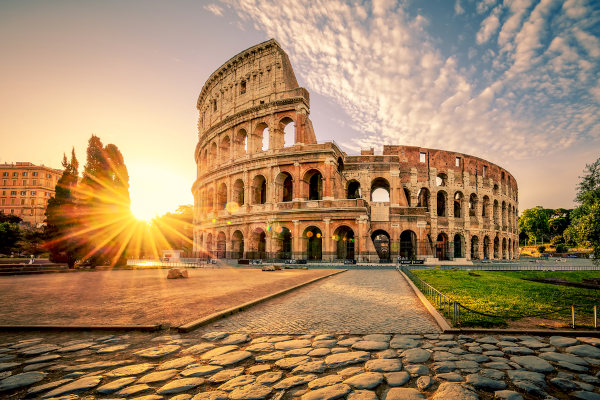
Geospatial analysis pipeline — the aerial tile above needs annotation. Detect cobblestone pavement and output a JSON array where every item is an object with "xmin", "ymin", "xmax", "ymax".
[
  {"xmin": 1, "ymin": 330, "xmax": 600, "ymax": 399},
  {"xmin": 205, "ymin": 270, "xmax": 440, "ymax": 335}
]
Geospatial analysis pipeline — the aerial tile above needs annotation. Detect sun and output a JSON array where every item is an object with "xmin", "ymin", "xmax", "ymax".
[{"xmin": 131, "ymin": 205, "xmax": 157, "ymax": 222}]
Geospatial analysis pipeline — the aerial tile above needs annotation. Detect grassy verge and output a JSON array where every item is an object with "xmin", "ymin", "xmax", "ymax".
[{"xmin": 410, "ymin": 269, "xmax": 600, "ymax": 328}]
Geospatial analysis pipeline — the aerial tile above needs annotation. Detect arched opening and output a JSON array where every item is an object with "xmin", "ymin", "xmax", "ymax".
[
  {"xmin": 337, "ymin": 157, "xmax": 344, "ymax": 173},
  {"xmin": 220, "ymin": 136, "xmax": 231, "ymax": 162},
  {"xmin": 304, "ymin": 169, "xmax": 323, "ymax": 201},
  {"xmin": 253, "ymin": 122, "xmax": 269, "ymax": 153},
  {"xmin": 217, "ymin": 183, "xmax": 227, "ymax": 210},
  {"xmin": 508, "ymin": 238, "xmax": 512, "ymax": 259},
  {"xmin": 234, "ymin": 129, "xmax": 248, "ymax": 156},
  {"xmin": 250, "ymin": 228, "xmax": 266, "ymax": 259},
  {"xmin": 400, "ymin": 230, "xmax": 417, "ymax": 260},
  {"xmin": 274, "ymin": 226, "xmax": 292, "ymax": 259},
  {"xmin": 436, "ymin": 233, "xmax": 449, "ymax": 260},
  {"xmin": 202, "ymin": 148, "xmax": 208, "ymax": 170},
  {"xmin": 347, "ymin": 180, "xmax": 361, "ymax": 199},
  {"xmin": 493, "ymin": 184, "xmax": 499, "ymax": 194},
  {"xmin": 483, "ymin": 236, "xmax": 490, "ymax": 259},
  {"xmin": 232, "ymin": 230, "xmax": 244, "ymax": 259},
  {"xmin": 502, "ymin": 238, "xmax": 507, "ymax": 259},
  {"xmin": 371, "ymin": 230, "xmax": 391, "ymax": 261},
  {"xmin": 469, "ymin": 194, "xmax": 478, "ymax": 217},
  {"xmin": 252, "ymin": 175, "xmax": 267, "ymax": 204},
  {"xmin": 334, "ymin": 226, "xmax": 355, "ymax": 260},
  {"xmin": 454, "ymin": 234, "xmax": 464, "ymax": 258},
  {"xmin": 502, "ymin": 201, "xmax": 507, "ymax": 226},
  {"xmin": 206, "ymin": 187, "xmax": 214, "ymax": 211},
  {"xmin": 417, "ymin": 188, "xmax": 430, "ymax": 211},
  {"xmin": 275, "ymin": 172, "xmax": 293, "ymax": 202},
  {"xmin": 216, "ymin": 231, "xmax": 226, "ymax": 259},
  {"xmin": 304, "ymin": 226, "xmax": 322, "ymax": 260},
  {"xmin": 471, "ymin": 235, "xmax": 479, "ymax": 260},
  {"xmin": 482, "ymin": 196, "xmax": 490, "ymax": 218},
  {"xmin": 493, "ymin": 236, "xmax": 500, "ymax": 259},
  {"xmin": 436, "ymin": 173, "xmax": 447, "ymax": 186},
  {"xmin": 281, "ymin": 117, "xmax": 295, "ymax": 147},
  {"xmin": 403, "ymin": 187, "xmax": 411, "ymax": 207},
  {"xmin": 210, "ymin": 142, "xmax": 217, "ymax": 164},
  {"xmin": 206, "ymin": 233, "xmax": 213, "ymax": 257},
  {"xmin": 493, "ymin": 200, "xmax": 499, "ymax": 223},
  {"xmin": 371, "ymin": 178, "xmax": 391, "ymax": 202},
  {"xmin": 232, "ymin": 179, "xmax": 244, "ymax": 206},
  {"xmin": 437, "ymin": 191, "xmax": 447, "ymax": 217},
  {"xmin": 454, "ymin": 192, "xmax": 463, "ymax": 218}
]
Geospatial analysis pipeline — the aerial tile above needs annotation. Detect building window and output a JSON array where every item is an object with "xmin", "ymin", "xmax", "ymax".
[
  {"xmin": 2, "ymin": 172, "xmax": 7, "ymax": 177},
  {"xmin": 12, "ymin": 172, "xmax": 17, "ymax": 177},
  {"xmin": 12, "ymin": 180, "xmax": 16, "ymax": 185},
  {"xmin": 213, "ymin": 99, "xmax": 217, "ymax": 112},
  {"xmin": 32, "ymin": 179, "xmax": 36, "ymax": 185},
  {"xmin": 23, "ymin": 172, "xmax": 28, "ymax": 177},
  {"xmin": 455, "ymin": 157, "xmax": 461, "ymax": 167},
  {"xmin": 20, "ymin": 199, "xmax": 25, "ymax": 205},
  {"xmin": 2, "ymin": 180, "xmax": 5, "ymax": 185},
  {"xmin": 1, "ymin": 199, "xmax": 4, "ymax": 205},
  {"xmin": 31, "ymin": 191, "xmax": 36, "ymax": 196},
  {"xmin": 20, "ymin": 191, "xmax": 26, "ymax": 196},
  {"xmin": 483, "ymin": 165, "xmax": 488, "ymax": 177},
  {"xmin": 32, "ymin": 172, "xmax": 38, "ymax": 177},
  {"xmin": 420, "ymin": 152, "xmax": 426, "ymax": 163},
  {"xmin": 10, "ymin": 191, "xmax": 16, "ymax": 195},
  {"xmin": 240, "ymin": 80, "xmax": 246, "ymax": 94},
  {"xmin": 47, "ymin": 173, "xmax": 51, "ymax": 178},
  {"xmin": 22, "ymin": 180, "xmax": 27, "ymax": 185}
]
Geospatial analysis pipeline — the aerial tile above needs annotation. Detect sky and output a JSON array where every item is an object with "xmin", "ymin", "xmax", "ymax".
[{"xmin": 0, "ymin": 0, "xmax": 598, "ymax": 219}]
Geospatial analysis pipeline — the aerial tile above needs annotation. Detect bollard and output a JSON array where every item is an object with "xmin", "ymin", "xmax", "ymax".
[
  {"xmin": 572, "ymin": 305, "xmax": 575, "ymax": 329},
  {"xmin": 595, "ymin": 305, "xmax": 597, "ymax": 329}
]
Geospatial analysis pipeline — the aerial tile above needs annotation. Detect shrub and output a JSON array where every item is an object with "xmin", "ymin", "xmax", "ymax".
[
  {"xmin": 555, "ymin": 244, "xmax": 568, "ymax": 253},
  {"xmin": 538, "ymin": 245, "xmax": 546, "ymax": 253}
]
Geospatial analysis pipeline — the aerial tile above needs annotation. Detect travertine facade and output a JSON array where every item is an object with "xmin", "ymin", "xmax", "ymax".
[
  {"xmin": 192, "ymin": 40, "xmax": 518, "ymax": 262},
  {"xmin": 0, "ymin": 162, "xmax": 62, "ymax": 227}
]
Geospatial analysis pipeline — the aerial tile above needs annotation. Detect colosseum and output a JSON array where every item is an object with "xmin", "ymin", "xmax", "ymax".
[{"xmin": 192, "ymin": 39, "xmax": 519, "ymax": 263}]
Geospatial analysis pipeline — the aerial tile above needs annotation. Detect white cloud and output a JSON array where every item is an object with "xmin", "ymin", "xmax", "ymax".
[
  {"xmin": 203, "ymin": 3, "xmax": 224, "ymax": 16},
  {"xmin": 476, "ymin": 6, "xmax": 502, "ymax": 44},
  {"xmin": 454, "ymin": 0, "xmax": 464, "ymax": 15}
]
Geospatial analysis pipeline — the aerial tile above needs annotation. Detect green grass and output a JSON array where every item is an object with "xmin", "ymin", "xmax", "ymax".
[{"xmin": 410, "ymin": 269, "xmax": 600, "ymax": 328}]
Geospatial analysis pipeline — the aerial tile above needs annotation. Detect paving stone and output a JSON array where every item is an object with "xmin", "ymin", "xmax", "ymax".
[
  {"xmin": 558, "ymin": 360, "xmax": 589, "ymax": 372},
  {"xmin": 201, "ymin": 345, "xmax": 239, "ymax": 360},
  {"xmin": 202, "ymin": 332, "xmax": 228, "ymax": 341},
  {"xmin": 27, "ymin": 378, "xmax": 73, "ymax": 397},
  {"xmin": 461, "ymin": 354, "xmax": 489, "ymax": 363},
  {"xmin": 106, "ymin": 363, "xmax": 156, "ymax": 377},
  {"xmin": 417, "ymin": 375, "xmax": 434, "ymax": 390},
  {"xmin": 577, "ymin": 337, "xmax": 600, "ymax": 347},
  {"xmin": 315, "ymin": 334, "xmax": 335, "ymax": 341},
  {"xmin": 137, "ymin": 368, "xmax": 179, "ymax": 383},
  {"xmin": 338, "ymin": 338, "xmax": 362, "ymax": 347},
  {"xmin": 126, "ymin": 394, "xmax": 162, "ymax": 400},
  {"xmin": 331, "ymin": 347, "xmax": 349, "ymax": 354},
  {"xmin": 182, "ymin": 343, "xmax": 217, "ymax": 355},
  {"xmin": 384, "ymin": 387, "xmax": 425, "ymax": 399},
  {"xmin": 221, "ymin": 333, "xmax": 250, "ymax": 345},
  {"xmin": 171, "ymin": 395, "xmax": 193, "ymax": 400},
  {"xmin": 578, "ymin": 373, "xmax": 600, "ymax": 384},
  {"xmin": 157, "ymin": 377, "xmax": 205, "ymax": 394},
  {"xmin": 352, "ymin": 341, "xmax": 389, "ymax": 351},
  {"xmin": 41, "ymin": 375, "xmax": 102, "ymax": 398},
  {"xmin": 549, "ymin": 377, "xmax": 579, "ymax": 392},
  {"xmin": 476, "ymin": 337, "xmax": 499, "ymax": 344},
  {"xmin": 376, "ymin": 349, "xmax": 398, "ymax": 359},
  {"xmin": 267, "ymin": 335, "xmax": 294, "ymax": 343},
  {"xmin": 511, "ymin": 380, "xmax": 546, "ymax": 397},
  {"xmin": 301, "ymin": 383, "xmax": 351, "ymax": 400},
  {"xmin": 115, "ymin": 383, "xmax": 153, "ymax": 397},
  {"xmin": 274, "ymin": 340, "xmax": 312, "ymax": 350},
  {"xmin": 510, "ymin": 355, "xmax": 554, "ymax": 372},
  {"xmin": 96, "ymin": 376, "xmax": 137, "ymax": 394},
  {"xmin": 135, "ymin": 345, "xmax": 180, "ymax": 359},
  {"xmin": 293, "ymin": 360, "xmax": 327, "ymax": 374},
  {"xmin": 191, "ymin": 390, "xmax": 228, "ymax": 400},
  {"xmin": 497, "ymin": 341, "xmax": 518, "ymax": 347},
  {"xmin": 384, "ymin": 371, "xmax": 410, "ymax": 386},
  {"xmin": 519, "ymin": 340, "xmax": 547, "ymax": 349},
  {"xmin": 506, "ymin": 370, "xmax": 546, "ymax": 387},
  {"xmin": 539, "ymin": 351, "xmax": 588, "ymax": 365},
  {"xmin": 0, "ymin": 371, "xmax": 46, "ymax": 392},
  {"xmin": 209, "ymin": 350, "xmax": 252, "ymax": 366},
  {"xmin": 256, "ymin": 371, "xmax": 283, "ymax": 384},
  {"xmin": 344, "ymin": 372, "xmax": 384, "ymax": 389},
  {"xmin": 218, "ymin": 375, "xmax": 256, "ymax": 391},
  {"xmin": 482, "ymin": 361, "xmax": 511, "ymax": 370},
  {"xmin": 401, "ymin": 348, "xmax": 430, "ymax": 363},
  {"xmin": 275, "ymin": 355, "xmax": 310, "ymax": 369},
  {"xmin": 0, "ymin": 371, "xmax": 10, "ymax": 379},
  {"xmin": 365, "ymin": 358, "xmax": 402, "ymax": 372},
  {"xmin": 229, "ymin": 383, "xmax": 273, "ymax": 400},
  {"xmin": 479, "ymin": 368, "xmax": 504, "ymax": 380},
  {"xmin": 436, "ymin": 372, "xmax": 464, "ymax": 382},
  {"xmin": 246, "ymin": 343, "xmax": 274, "ymax": 353},
  {"xmin": 246, "ymin": 364, "xmax": 270, "ymax": 374},
  {"xmin": 434, "ymin": 352, "xmax": 460, "ymax": 361},
  {"xmin": 448, "ymin": 347, "xmax": 467, "ymax": 355},
  {"xmin": 503, "ymin": 347, "xmax": 534, "ymax": 355},
  {"xmin": 0, "ymin": 362, "xmax": 20, "ymax": 371},
  {"xmin": 273, "ymin": 374, "xmax": 317, "ymax": 389},
  {"xmin": 431, "ymin": 361, "xmax": 456, "ymax": 373},
  {"xmin": 309, "ymin": 348, "xmax": 331, "ymax": 357},
  {"xmin": 325, "ymin": 351, "xmax": 370, "ymax": 368},
  {"xmin": 566, "ymin": 345, "xmax": 600, "ymax": 358},
  {"xmin": 576, "ymin": 381, "xmax": 595, "ymax": 391},
  {"xmin": 404, "ymin": 365, "xmax": 429, "ymax": 376},
  {"xmin": 308, "ymin": 374, "xmax": 344, "ymax": 389},
  {"xmin": 570, "ymin": 391, "xmax": 600, "ymax": 400},
  {"xmin": 348, "ymin": 389, "xmax": 378, "ymax": 400},
  {"xmin": 20, "ymin": 344, "xmax": 60, "ymax": 356},
  {"xmin": 157, "ymin": 355, "xmax": 196, "ymax": 370},
  {"xmin": 493, "ymin": 390, "xmax": 523, "ymax": 400},
  {"xmin": 466, "ymin": 373, "xmax": 506, "ymax": 391},
  {"xmin": 97, "ymin": 344, "xmax": 131, "ymax": 354},
  {"xmin": 550, "ymin": 336, "xmax": 579, "ymax": 347},
  {"xmin": 286, "ymin": 347, "xmax": 313, "ymax": 356},
  {"xmin": 58, "ymin": 343, "xmax": 94, "ymax": 353},
  {"xmin": 208, "ymin": 367, "xmax": 245, "ymax": 383},
  {"xmin": 313, "ymin": 340, "xmax": 337, "ymax": 348},
  {"xmin": 338, "ymin": 366, "xmax": 364, "ymax": 378},
  {"xmin": 468, "ymin": 346, "xmax": 483, "ymax": 353},
  {"xmin": 255, "ymin": 351, "xmax": 286, "ymax": 362}
]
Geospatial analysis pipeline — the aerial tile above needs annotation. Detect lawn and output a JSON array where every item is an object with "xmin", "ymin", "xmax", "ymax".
[{"xmin": 410, "ymin": 269, "xmax": 600, "ymax": 328}]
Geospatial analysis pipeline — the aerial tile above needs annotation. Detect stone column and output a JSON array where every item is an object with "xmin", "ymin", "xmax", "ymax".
[
  {"xmin": 293, "ymin": 162, "xmax": 302, "ymax": 201},
  {"xmin": 323, "ymin": 161, "xmax": 334, "ymax": 200},
  {"xmin": 292, "ymin": 220, "xmax": 300, "ymax": 259},
  {"xmin": 323, "ymin": 219, "xmax": 332, "ymax": 260}
]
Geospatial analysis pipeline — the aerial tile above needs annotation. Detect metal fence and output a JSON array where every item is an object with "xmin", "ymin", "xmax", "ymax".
[{"xmin": 399, "ymin": 265, "xmax": 599, "ymax": 328}]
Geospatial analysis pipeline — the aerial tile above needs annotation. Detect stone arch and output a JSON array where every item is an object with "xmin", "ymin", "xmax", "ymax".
[
  {"xmin": 303, "ymin": 169, "xmax": 323, "ymax": 201},
  {"xmin": 216, "ymin": 231, "xmax": 227, "ymax": 259},
  {"xmin": 483, "ymin": 235, "xmax": 490, "ymax": 259},
  {"xmin": 249, "ymin": 227, "xmax": 267, "ymax": 259},
  {"xmin": 217, "ymin": 182, "xmax": 227, "ymax": 210},
  {"xmin": 334, "ymin": 225, "xmax": 355, "ymax": 260},
  {"xmin": 275, "ymin": 172, "xmax": 293, "ymax": 202},
  {"xmin": 273, "ymin": 225, "xmax": 292, "ymax": 259},
  {"xmin": 371, "ymin": 229, "xmax": 391, "ymax": 261},
  {"xmin": 482, "ymin": 195, "xmax": 490, "ymax": 218},
  {"xmin": 454, "ymin": 233, "xmax": 465, "ymax": 258},
  {"xmin": 471, "ymin": 235, "xmax": 479, "ymax": 260},
  {"xmin": 280, "ymin": 116, "xmax": 295, "ymax": 148},
  {"xmin": 469, "ymin": 193, "xmax": 478, "ymax": 217},
  {"xmin": 347, "ymin": 180, "xmax": 361, "ymax": 199},
  {"xmin": 502, "ymin": 201, "xmax": 507, "ymax": 226},
  {"xmin": 437, "ymin": 190, "xmax": 447, "ymax": 217},
  {"xmin": 436, "ymin": 232, "xmax": 449, "ymax": 260},
  {"xmin": 403, "ymin": 187, "xmax": 411, "ymax": 207},
  {"xmin": 232, "ymin": 179, "xmax": 244, "ymax": 206},
  {"xmin": 494, "ymin": 236, "xmax": 500, "ymax": 259},
  {"xmin": 210, "ymin": 142, "xmax": 217, "ymax": 164},
  {"xmin": 436, "ymin": 173, "xmax": 447, "ymax": 187},
  {"xmin": 508, "ymin": 238, "xmax": 512, "ymax": 259},
  {"xmin": 493, "ymin": 200, "xmax": 499, "ymax": 223},
  {"xmin": 206, "ymin": 232, "xmax": 213, "ymax": 257},
  {"xmin": 231, "ymin": 230, "xmax": 244, "ymax": 259},
  {"xmin": 337, "ymin": 157, "xmax": 344, "ymax": 173},
  {"xmin": 502, "ymin": 237, "xmax": 507, "ymax": 259},
  {"xmin": 252, "ymin": 175, "xmax": 267, "ymax": 204},
  {"xmin": 371, "ymin": 177, "xmax": 391, "ymax": 202},
  {"xmin": 454, "ymin": 191, "xmax": 463, "ymax": 218},
  {"xmin": 303, "ymin": 226, "xmax": 322, "ymax": 260},
  {"xmin": 220, "ymin": 135, "xmax": 231, "ymax": 162},
  {"xmin": 206, "ymin": 187, "xmax": 214, "ymax": 211},
  {"xmin": 234, "ymin": 128, "xmax": 248, "ymax": 157},
  {"xmin": 253, "ymin": 122, "xmax": 269, "ymax": 152},
  {"xmin": 417, "ymin": 188, "xmax": 430, "ymax": 211},
  {"xmin": 400, "ymin": 230, "xmax": 417, "ymax": 260}
]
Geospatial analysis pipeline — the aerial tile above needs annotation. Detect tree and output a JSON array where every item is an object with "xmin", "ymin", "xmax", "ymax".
[
  {"xmin": 44, "ymin": 150, "xmax": 81, "ymax": 267},
  {"xmin": 518, "ymin": 207, "xmax": 550, "ymax": 244},
  {"xmin": 151, "ymin": 204, "xmax": 194, "ymax": 255},
  {"xmin": 0, "ymin": 213, "xmax": 22, "ymax": 224},
  {"xmin": 0, "ymin": 221, "xmax": 22, "ymax": 255},
  {"xmin": 569, "ymin": 158, "xmax": 600, "ymax": 263}
]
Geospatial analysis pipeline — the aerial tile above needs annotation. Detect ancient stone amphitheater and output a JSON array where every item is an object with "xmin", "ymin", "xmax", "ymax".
[{"xmin": 192, "ymin": 40, "xmax": 518, "ymax": 262}]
